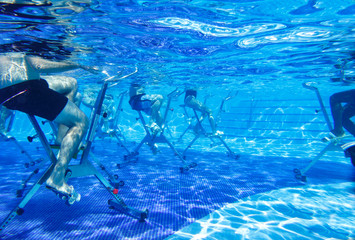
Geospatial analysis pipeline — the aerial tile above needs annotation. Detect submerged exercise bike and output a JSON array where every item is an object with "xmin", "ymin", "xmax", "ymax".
[
  {"xmin": 0, "ymin": 71, "xmax": 148, "ymax": 233},
  {"xmin": 293, "ymin": 82, "xmax": 355, "ymax": 182}
]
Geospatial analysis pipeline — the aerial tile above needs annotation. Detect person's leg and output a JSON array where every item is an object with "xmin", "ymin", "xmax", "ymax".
[
  {"xmin": 207, "ymin": 113, "xmax": 216, "ymax": 133},
  {"xmin": 74, "ymin": 92, "xmax": 82, "ymax": 107},
  {"xmin": 185, "ymin": 96, "xmax": 216, "ymax": 133},
  {"xmin": 329, "ymin": 89, "xmax": 355, "ymax": 136},
  {"xmin": 342, "ymin": 104, "xmax": 355, "ymax": 137},
  {"xmin": 45, "ymin": 76, "xmax": 81, "ymax": 144},
  {"xmin": 0, "ymin": 107, "xmax": 13, "ymax": 133},
  {"xmin": 146, "ymin": 94, "xmax": 164, "ymax": 127},
  {"xmin": 45, "ymin": 100, "xmax": 89, "ymax": 195}
]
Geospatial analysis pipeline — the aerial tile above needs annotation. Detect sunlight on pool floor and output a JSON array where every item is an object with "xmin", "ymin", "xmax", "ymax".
[{"xmin": 168, "ymin": 182, "xmax": 355, "ymax": 240}]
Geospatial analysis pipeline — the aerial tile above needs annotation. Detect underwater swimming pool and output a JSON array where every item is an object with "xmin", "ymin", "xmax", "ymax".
[{"xmin": 0, "ymin": 0, "xmax": 354, "ymax": 239}]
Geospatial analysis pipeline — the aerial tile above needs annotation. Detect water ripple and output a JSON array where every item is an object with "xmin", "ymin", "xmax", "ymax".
[
  {"xmin": 152, "ymin": 17, "xmax": 286, "ymax": 37},
  {"xmin": 237, "ymin": 26, "xmax": 338, "ymax": 48}
]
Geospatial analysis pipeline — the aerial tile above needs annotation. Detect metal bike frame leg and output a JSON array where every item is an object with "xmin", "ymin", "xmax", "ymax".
[
  {"xmin": 0, "ymin": 115, "xmax": 57, "ymax": 232},
  {"xmin": 112, "ymin": 131, "xmax": 131, "ymax": 154},
  {"xmin": 214, "ymin": 135, "xmax": 237, "ymax": 157},
  {"xmin": 177, "ymin": 105, "xmax": 194, "ymax": 142},
  {"xmin": 1, "ymin": 110, "xmax": 36, "ymax": 163},
  {"xmin": 1, "ymin": 133, "xmax": 35, "ymax": 162},
  {"xmin": 71, "ymin": 82, "xmax": 148, "ymax": 221},
  {"xmin": 182, "ymin": 135, "xmax": 199, "ymax": 157},
  {"xmin": 111, "ymin": 91, "xmax": 130, "ymax": 152},
  {"xmin": 314, "ymin": 88, "xmax": 332, "ymax": 131},
  {"xmin": 302, "ymin": 142, "xmax": 335, "ymax": 175},
  {"xmin": 182, "ymin": 109, "xmax": 238, "ymax": 159}
]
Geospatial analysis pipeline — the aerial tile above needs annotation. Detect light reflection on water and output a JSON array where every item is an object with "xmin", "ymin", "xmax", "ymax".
[
  {"xmin": 151, "ymin": 17, "xmax": 286, "ymax": 38},
  {"xmin": 168, "ymin": 182, "xmax": 355, "ymax": 240},
  {"xmin": 237, "ymin": 26, "xmax": 340, "ymax": 49}
]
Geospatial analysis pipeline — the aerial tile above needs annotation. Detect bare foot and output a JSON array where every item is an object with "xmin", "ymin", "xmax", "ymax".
[
  {"xmin": 46, "ymin": 179, "xmax": 72, "ymax": 196},
  {"xmin": 45, "ymin": 168, "xmax": 72, "ymax": 195}
]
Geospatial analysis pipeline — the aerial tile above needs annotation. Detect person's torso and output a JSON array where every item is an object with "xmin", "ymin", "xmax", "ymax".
[
  {"xmin": 129, "ymin": 85, "xmax": 145, "ymax": 98},
  {"xmin": 0, "ymin": 53, "xmax": 38, "ymax": 89}
]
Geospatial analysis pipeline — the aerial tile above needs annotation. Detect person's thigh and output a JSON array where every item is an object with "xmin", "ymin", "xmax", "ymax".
[
  {"xmin": 142, "ymin": 94, "xmax": 163, "ymax": 102},
  {"xmin": 185, "ymin": 96, "xmax": 210, "ymax": 114},
  {"xmin": 331, "ymin": 89, "xmax": 355, "ymax": 105},
  {"xmin": 54, "ymin": 100, "xmax": 87, "ymax": 128},
  {"xmin": 185, "ymin": 96, "xmax": 201, "ymax": 109},
  {"xmin": 45, "ymin": 75, "xmax": 77, "ymax": 96}
]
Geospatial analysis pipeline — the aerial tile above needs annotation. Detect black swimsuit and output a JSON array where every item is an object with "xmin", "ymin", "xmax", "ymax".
[
  {"xmin": 0, "ymin": 79, "xmax": 68, "ymax": 121},
  {"xmin": 129, "ymin": 93, "xmax": 153, "ymax": 114},
  {"xmin": 185, "ymin": 89, "xmax": 197, "ymax": 100}
]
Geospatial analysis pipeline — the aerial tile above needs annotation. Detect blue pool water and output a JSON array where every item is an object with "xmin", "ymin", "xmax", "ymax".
[{"xmin": 0, "ymin": 0, "xmax": 355, "ymax": 239}]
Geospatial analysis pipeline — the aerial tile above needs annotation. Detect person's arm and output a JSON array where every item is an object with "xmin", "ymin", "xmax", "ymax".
[{"xmin": 26, "ymin": 56, "xmax": 99, "ymax": 74}]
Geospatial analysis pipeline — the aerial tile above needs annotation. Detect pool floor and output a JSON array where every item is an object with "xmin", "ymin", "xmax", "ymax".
[{"xmin": 0, "ymin": 139, "xmax": 354, "ymax": 240}]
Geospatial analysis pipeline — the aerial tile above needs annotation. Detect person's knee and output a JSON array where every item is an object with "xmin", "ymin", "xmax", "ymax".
[
  {"xmin": 80, "ymin": 114, "xmax": 89, "ymax": 134},
  {"xmin": 154, "ymin": 95, "xmax": 164, "ymax": 106},
  {"xmin": 65, "ymin": 76, "xmax": 78, "ymax": 92},
  {"xmin": 153, "ymin": 95, "xmax": 163, "ymax": 108},
  {"xmin": 47, "ymin": 76, "xmax": 78, "ymax": 95},
  {"xmin": 55, "ymin": 76, "xmax": 78, "ymax": 102},
  {"xmin": 68, "ymin": 110, "xmax": 89, "ymax": 136},
  {"xmin": 68, "ymin": 77, "xmax": 78, "ymax": 99},
  {"xmin": 201, "ymin": 105, "xmax": 212, "ymax": 115},
  {"xmin": 71, "ymin": 113, "xmax": 89, "ymax": 140},
  {"xmin": 55, "ymin": 101, "xmax": 88, "ymax": 133},
  {"xmin": 74, "ymin": 92, "xmax": 82, "ymax": 106},
  {"xmin": 157, "ymin": 94, "xmax": 163, "ymax": 101}
]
